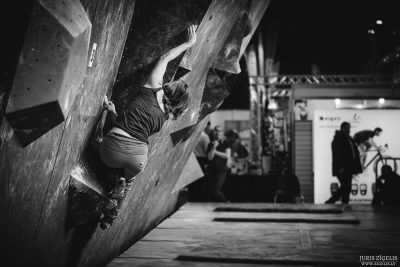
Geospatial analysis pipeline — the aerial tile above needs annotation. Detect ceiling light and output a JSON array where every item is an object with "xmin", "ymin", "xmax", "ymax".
[
  {"xmin": 368, "ymin": 29, "xmax": 375, "ymax": 35},
  {"xmin": 355, "ymin": 104, "xmax": 364, "ymax": 109},
  {"xmin": 268, "ymin": 100, "xmax": 278, "ymax": 110},
  {"xmin": 376, "ymin": 20, "xmax": 383, "ymax": 25}
]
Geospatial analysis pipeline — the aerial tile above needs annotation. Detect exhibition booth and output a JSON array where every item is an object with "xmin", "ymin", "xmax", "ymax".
[
  {"xmin": 313, "ymin": 108, "xmax": 400, "ymax": 204},
  {"xmin": 210, "ymin": 98, "xmax": 400, "ymax": 204}
]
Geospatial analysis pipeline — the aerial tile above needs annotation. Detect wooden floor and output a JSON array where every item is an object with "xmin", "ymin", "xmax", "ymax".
[{"xmin": 107, "ymin": 203, "xmax": 400, "ymax": 267}]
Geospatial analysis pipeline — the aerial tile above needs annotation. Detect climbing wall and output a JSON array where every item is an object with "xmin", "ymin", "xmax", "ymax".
[
  {"xmin": 0, "ymin": 0, "xmax": 136, "ymax": 266},
  {"xmin": 0, "ymin": 0, "xmax": 269, "ymax": 266},
  {"xmin": 5, "ymin": 0, "xmax": 91, "ymax": 146}
]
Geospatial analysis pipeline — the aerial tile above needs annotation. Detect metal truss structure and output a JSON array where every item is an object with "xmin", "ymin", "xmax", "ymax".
[{"xmin": 249, "ymin": 75, "xmax": 400, "ymax": 86}]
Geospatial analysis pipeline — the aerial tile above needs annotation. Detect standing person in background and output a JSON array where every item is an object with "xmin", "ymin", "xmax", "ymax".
[
  {"xmin": 230, "ymin": 130, "xmax": 248, "ymax": 174},
  {"xmin": 188, "ymin": 124, "xmax": 210, "ymax": 201},
  {"xmin": 206, "ymin": 127, "xmax": 236, "ymax": 202},
  {"xmin": 353, "ymin": 127, "xmax": 383, "ymax": 168},
  {"xmin": 325, "ymin": 122, "xmax": 362, "ymax": 204},
  {"xmin": 230, "ymin": 130, "xmax": 248, "ymax": 159},
  {"xmin": 194, "ymin": 125, "xmax": 210, "ymax": 171}
]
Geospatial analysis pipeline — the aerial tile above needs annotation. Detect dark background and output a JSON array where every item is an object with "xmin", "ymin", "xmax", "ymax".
[
  {"xmin": 1, "ymin": 1, "xmax": 399, "ymax": 110},
  {"xmin": 221, "ymin": 0, "xmax": 400, "ymax": 109},
  {"xmin": 268, "ymin": 0, "xmax": 400, "ymax": 74}
]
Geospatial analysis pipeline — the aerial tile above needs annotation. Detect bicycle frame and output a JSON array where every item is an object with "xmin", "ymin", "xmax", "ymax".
[{"xmin": 364, "ymin": 149, "xmax": 384, "ymax": 170}]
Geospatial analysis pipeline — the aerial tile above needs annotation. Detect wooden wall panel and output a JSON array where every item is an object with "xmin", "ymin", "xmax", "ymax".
[
  {"xmin": 172, "ymin": 153, "xmax": 204, "ymax": 193},
  {"xmin": 0, "ymin": 0, "xmax": 136, "ymax": 266},
  {"xmin": 239, "ymin": 0, "xmax": 272, "ymax": 58},
  {"xmin": 4, "ymin": 0, "xmax": 91, "ymax": 146},
  {"xmin": 33, "ymin": 1, "xmax": 137, "ymax": 265},
  {"xmin": 112, "ymin": 0, "xmax": 211, "ymax": 111},
  {"xmin": 0, "ymin": 118, "xmax": 65, "ymax": 266},
  {"xmin": 198, "ymin": 69, "xmax": 230, "ymax": 121},
  {"xmin": 0, "ymin": 0, "xmax": 250, "ymax": 266},
  {"xmin": 172, "ymin": 0, "xmax": 249, "ymax": 132}
]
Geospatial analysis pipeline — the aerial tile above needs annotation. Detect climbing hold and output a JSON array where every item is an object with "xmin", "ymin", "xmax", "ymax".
[{"xmin": 5, "ymin": 0, "xmax": 91, "ymax": 146}]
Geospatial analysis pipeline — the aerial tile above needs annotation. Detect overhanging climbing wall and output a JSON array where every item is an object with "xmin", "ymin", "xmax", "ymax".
[
  {"xmin": 0, "ymin": 0, "xmax": 269, "ymax": 266},
  {"xmin": 0, "ymin": 0, "xmax": 136, "ymax": 266}
]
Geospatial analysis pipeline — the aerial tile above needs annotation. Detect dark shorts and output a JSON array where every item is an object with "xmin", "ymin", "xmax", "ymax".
[{"xmin": 99, "ymin": 132, "xmax": 148, "ymax": 181}]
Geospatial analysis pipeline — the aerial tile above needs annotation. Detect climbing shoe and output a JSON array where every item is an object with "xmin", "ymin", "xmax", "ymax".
[
  {"xmin": 99, "ymin": 215, "xmax": 114, "ymax": 230},
  {"xmin": 99, "ymin": 201, "xmax": 119, "ymax": 230},
  {"xmin": 109, "ymin": 177, "xmax": 126, "ymax": 199}
]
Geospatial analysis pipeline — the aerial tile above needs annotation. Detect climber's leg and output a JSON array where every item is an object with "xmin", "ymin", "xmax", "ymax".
[{"xmin": 98, "ymin": 131, "xmax": 148, "ymax": 229}]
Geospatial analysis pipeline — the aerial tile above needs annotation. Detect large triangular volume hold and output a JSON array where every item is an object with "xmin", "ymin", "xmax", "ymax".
[{"xmin": 5, "ymin": 0, "xmax": 91, "ymax": 146}]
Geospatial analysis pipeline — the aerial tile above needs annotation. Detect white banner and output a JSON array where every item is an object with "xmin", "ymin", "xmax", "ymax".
[{"xmin": 313, "ymin": 110, "xmax": 400, "ymax": 204}]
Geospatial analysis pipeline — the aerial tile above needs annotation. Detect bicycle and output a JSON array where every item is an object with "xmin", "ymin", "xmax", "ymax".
[{"xmin": 363, "ymin": 144, "xmax": 388, "ymax": 170}]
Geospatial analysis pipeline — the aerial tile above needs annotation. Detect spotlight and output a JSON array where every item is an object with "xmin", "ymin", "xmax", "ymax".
[
  {"xmin": 378, "ymin": 98, "xmax": 385, "ymax": 104},
  {"xmin": 355, "ymin": 104, "xmax": 364, "ymax": 109},
  {"xmin": 334, "ymin": 98, "xmax": 341, "ymax": 105},
  {"xmin": 268, "ymin": 100, "xmax": 278, "ymax": 110},
  {"xmin": 376, "ymin": 20, "xmax": 383, "ymax": 25}
]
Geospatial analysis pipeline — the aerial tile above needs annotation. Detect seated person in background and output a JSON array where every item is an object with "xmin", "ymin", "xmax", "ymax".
[
  {"xmin": 275, "ymin": 167, "xmax": 301, "ymax": 203},
  {"xmin": 353, "ymin": 127, "xmax": 382, "ymax": 168},
  {"xmin": 373, "ymin": 165, "xmax": 400, "ymax": 206}
]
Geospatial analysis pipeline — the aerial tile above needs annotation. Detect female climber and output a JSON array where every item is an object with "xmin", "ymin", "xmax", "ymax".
[{"xmin": 98, "ymin": 25, "xmax": 197, "ymax": 229}]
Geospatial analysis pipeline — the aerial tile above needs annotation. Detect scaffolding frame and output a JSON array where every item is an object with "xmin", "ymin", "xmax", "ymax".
[{"xmin": 250, "ymin": 74, "xmax": 400, "ymax": 87}]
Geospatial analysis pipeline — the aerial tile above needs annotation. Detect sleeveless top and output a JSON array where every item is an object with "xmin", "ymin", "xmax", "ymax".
[{"xmin": 114, "ymin": 87, "xmax": 166, "ymax": 144}]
